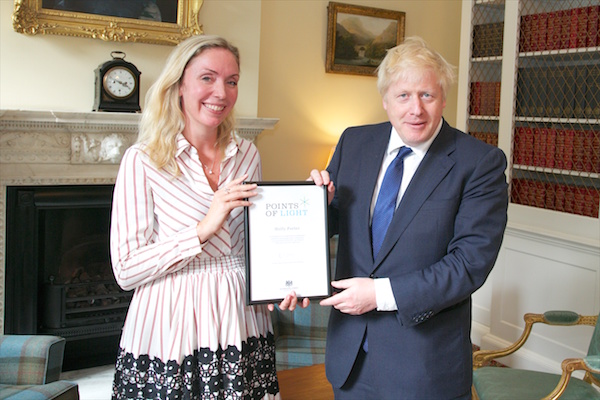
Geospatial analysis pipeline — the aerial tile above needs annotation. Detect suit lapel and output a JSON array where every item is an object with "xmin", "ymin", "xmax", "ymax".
[
  {"xmin": 372, "ymin": 122, "xmax": 457, "ymax": 269},
  {"xmin": 357, "ymin": 124, "xmax": 390, "ymax": 261}
]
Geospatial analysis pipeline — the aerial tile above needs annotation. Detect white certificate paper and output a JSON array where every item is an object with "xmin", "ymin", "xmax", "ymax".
[{"xmin": 244, "ymin": 182, "xmax": 331, "ymax": 304}]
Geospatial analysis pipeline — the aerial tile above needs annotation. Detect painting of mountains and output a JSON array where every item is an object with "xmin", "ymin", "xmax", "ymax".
[
  {"xmin": 335, "ymin": 13, "xmax": 397, "ymax": 67},
  {"xmin": 326, "ymin": 3, "xmax": 405, "ymax": 76}
]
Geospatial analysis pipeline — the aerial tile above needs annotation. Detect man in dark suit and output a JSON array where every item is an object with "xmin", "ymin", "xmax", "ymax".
[{"xmin": 310, "ymin": 36, "xmax": 508, "ymax": 399}]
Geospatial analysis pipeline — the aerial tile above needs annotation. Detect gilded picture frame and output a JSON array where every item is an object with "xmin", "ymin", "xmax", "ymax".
[
  {"xmin": 326, "ymin": 2, "xmax": 405, "ymax": 76},
  {"xmin": 12, "ymin": 0, "xmax": 203, "ymax": 46}
]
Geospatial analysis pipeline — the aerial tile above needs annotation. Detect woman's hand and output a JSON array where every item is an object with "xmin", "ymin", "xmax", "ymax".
[
  {"xmin": 267, "ymin": 291, "xmax": 310, "ymax": 312},
  {"xmin": 196, "ymin": 174, "xmax": 257, "ymax": 243},
  {"xmin": 309, "ymin": 169, "xmax": 335, "ymax": 205}
]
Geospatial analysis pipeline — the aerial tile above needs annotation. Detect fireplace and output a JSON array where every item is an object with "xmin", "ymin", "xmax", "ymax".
[
  {"xmin": 4, "ymin": 184, "xmax": 130, "ymax": 370},
  {"xmin": 0, "ymin": 109, "xmax": 278, "ymax": 371}
]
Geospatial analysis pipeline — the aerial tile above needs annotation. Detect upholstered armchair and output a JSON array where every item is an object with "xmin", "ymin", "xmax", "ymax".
[
  {"xmin": 472, "ymin": 310, "xmax": 600, "ymax": 400},
  {"xmin": 272, "ymin": 303, "xmax": 330, "ymax": 371},
  {"xmin": 0, "ymin": 335, "xmax": 79, "ymax": 399}
]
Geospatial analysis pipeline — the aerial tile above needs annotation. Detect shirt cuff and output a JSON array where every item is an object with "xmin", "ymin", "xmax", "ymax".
[
  {"xmin": 177, "ymin": 225, "xmax": 203, "ymax": 258},
  {"xmin": 374, "ymin": 278, "xmax": 398, "ymax": 311}
]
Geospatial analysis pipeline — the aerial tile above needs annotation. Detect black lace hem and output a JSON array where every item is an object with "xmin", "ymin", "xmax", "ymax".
[{"xmin": 112, "ymin": 332, "xmax": 279, "ymax": 399}]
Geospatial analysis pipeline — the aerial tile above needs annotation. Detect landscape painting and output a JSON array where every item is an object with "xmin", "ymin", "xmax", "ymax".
[{"xmin": 326, "ymin": 2, "xmax": 405, "ymax": 76}]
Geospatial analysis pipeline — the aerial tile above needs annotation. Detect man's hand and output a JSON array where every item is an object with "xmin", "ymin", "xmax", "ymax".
[
  {"xmin": 319, "ymin": 278, "xmax": 377, "ymax": 315},
  {"xmin": 309, "ymin": 169, "xmax": 335, "ymax": 205}
]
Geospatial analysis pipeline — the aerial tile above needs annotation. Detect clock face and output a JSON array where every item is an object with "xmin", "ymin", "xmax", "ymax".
[{"xmin": 103, "ymin": 66, "xmax": 137, "ymax": 99}]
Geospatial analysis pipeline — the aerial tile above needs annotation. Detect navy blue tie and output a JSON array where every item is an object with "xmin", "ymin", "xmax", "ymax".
[{"xmin": 371, "ymin": 146, "xmax": 412, "ymax": 258}]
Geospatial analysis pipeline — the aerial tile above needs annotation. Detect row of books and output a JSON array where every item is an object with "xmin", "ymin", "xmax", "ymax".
[
  {"xmin": 516, "ymin": 64, "xmax": 600, "ymax": 120},
  {"xmin": 511, "ymin": 178, "xmax": 600, "ymax": 218},
  {"xmin": 470, "ymin": 131, "xmax": 498, "ymax": 147},
  {"xmin": 513, "ymin": 127, "xmax": 600, "ymax": 173},
  {"xmin": 472, "ymin": 22, "xmax": 504, "ymax": 58},
  {"xmin": 520, "ymin": 6, "xmax": 600, "ymax": 52},
  {"xmin": 470, "ymin": 82, "xmax": 501, "ymax": 116}
]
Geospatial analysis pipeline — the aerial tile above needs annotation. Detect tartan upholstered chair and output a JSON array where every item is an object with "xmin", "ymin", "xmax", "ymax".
[
  {"xmin": 0, "ymin": 335, "xmax": 79, "ymax": 399},
  {"xmin": 472, "ymin": 310, "xmax": 600, "ymax": 400},
  {"xmin": 272, "ymin": 303, "xmax": 330, "ymax": 371}
]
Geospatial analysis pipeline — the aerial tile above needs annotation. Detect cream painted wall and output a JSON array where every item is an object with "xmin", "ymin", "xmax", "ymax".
[
  {"xmin": 257, "ymin": 0, "xmax": 462, "ymax": 180},
  {"xmin": 0, "ymin": 0, "xmax": 462, "ymax": 181},
  {"xmin": 0, "ymin": 0, "xmax": 261, "ymax": 116}
]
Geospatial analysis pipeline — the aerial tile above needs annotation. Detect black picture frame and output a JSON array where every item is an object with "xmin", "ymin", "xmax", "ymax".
[{"xmin": 244, "ymin": 182, "xmax": 331, "ymax": 305}]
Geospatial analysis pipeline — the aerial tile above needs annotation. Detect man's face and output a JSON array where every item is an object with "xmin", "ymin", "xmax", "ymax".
[{"xmin": 382, "ymin": 68, "xmax": 446, "ymax": 147}]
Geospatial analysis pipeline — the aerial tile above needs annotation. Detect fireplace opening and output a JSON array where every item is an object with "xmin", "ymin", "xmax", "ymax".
[{"xmin": 5, "ymin": 184, "xmax": 131, "ymax": 371}]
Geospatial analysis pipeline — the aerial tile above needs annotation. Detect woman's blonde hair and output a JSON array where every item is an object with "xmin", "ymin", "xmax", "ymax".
[
  {"xmin": 377, "ymin": 36, "xmax": 456, "ymax": 99},
  {"xmin": 138, "ymin": 35, "xmax": 240, "ymax": 173}
]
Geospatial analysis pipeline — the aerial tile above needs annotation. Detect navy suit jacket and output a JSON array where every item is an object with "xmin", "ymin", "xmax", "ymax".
[{"xmin": 325, "ymin": 120, "xmax": 508, "ymax": 398}]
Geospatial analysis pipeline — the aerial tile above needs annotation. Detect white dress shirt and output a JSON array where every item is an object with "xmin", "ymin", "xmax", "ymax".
[{"xmin": 373, "ymin": 120, "xmax": 442, "ymax": 311}]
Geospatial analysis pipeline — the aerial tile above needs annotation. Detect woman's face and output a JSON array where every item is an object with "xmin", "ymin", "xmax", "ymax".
[{"xmin": 179, "ymin": 47, "xmax": 239, "ymax": 132}]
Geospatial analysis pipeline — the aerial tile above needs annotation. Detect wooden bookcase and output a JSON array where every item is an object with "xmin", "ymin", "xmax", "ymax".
[{"xmin": 458, "ymin": 0, "xmax": 600, "ymax": 221}]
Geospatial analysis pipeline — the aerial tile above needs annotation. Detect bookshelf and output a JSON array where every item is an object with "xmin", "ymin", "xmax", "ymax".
[
  {"xmin": 459, "ymin": 0, "xmax": 600, "ymax": 219},
  {"xmin": 458, "ymin": 0, "xmax": 600, "ymax": 375}
]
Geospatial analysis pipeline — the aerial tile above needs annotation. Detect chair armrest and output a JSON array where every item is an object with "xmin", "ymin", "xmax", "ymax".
[
  {"xmin": 473, "ymin": 311, "xmax": 597, "ymax": 369},
  {"xmin": 541, "ymin": 357, "xmax": 600, "ymax": 400},
  {"xmin": 0, "ymin": 335, "xmax": 66, "ymax": 385}
]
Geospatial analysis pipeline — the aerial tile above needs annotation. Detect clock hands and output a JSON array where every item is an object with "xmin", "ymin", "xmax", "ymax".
[{"xmin": 109, "ymin": 77, "xmax": 131, "ymax": 89}]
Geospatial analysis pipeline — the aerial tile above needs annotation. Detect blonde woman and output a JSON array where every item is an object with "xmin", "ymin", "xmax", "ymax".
[{"xmin": 110, "ymin": 35, "xmax": 280, "ymax": 399}]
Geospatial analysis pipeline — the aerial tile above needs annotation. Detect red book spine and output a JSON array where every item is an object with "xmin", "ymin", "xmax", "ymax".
[
  {"xmin": 538, "ymin": 12, "xmax": 548, "ymax": 51},
  {"xmin": 481, "ymin": 82, "xmax": 490, "ymax": 116},
  {"xmin": 563, "ymin": 129, "xmax": 575, "ymax": 170},
  {"xmin": 582, "ymin": 130, "xmax": 595, "ymax": 173},
  {"xmin": 573, "ymin": 186, "xmax": 586, "ymax": 216},
  {"xmin": 560, "ymin": 10, "xmax": 571, "ymax": 50},
  {"xmin": 569, "ymin": 8, "xmax": 584, "ymax": 49},
  {"xmin": 581, "ymin": 187, "xmax": 594, "ymax": 217},
  {"xmin": 510, "ymin": 179, "xmax": 523, "ymax": 205},
  {"xmin": 533, "ymin": 127, "xmax": 546, "ymax": 167},
  {"xmin": 554, "ymin": 184, "xmax": 566, "ymax": 212},
  {"xmin": 494, "ymin": 82, "xmax": 501, "ymax": 116},
  {"xmin": 523, "ymin": 127, "xmax": 534, "ymax": 166},
  {"xmin": 592, "ymin": 190, "xmax": 600, "ymax": 218},
  {"xmin": 546, "ymin": 11, "xmax": 560, "ymax": 50},
  {"xmin": 470, "ymin": 82, "xmax": 481, "ymax": 116},
  {"xmin": 526, "ymin": 180, "xmax": 537, "ymax": 207},
  {"xmin": 531, "ymin": 13, "xmax": 540, "ymax": 51},
  {"xmin": 514, "ymin": 127, "xmax": 524, "ymax": 165},
  {"xmin": 555, "ymin": 129, "xmax": 565, "ymax": 169},
  {"xmin": 564, "ymin": 185, "xmax": 575, "ymax": 214},
  {"xmin": 591, "ymin": 130, "xmax": 600, "ymax": 173},
  {"xmin": 576, "ymin": 7, "xmax": 589, "ymax": 48},
  {"xmin": 545, "ymin": 182, "xmax": 556, "ymax": 211},
  {"xmin": 572, "ymin": 130, "xmax": 585, "ymax": 171},
  {"xmin": 520, "ymin": 15, "xmax": 532, "ymax": 52},
  {"xmin": 486, "ymin": 82, "xmax": 496, "ymax": 116},
  {"xmin": 534, "ymin": 181, "xmax": 546, "ymax": 208},
  {"xmin": 545, "ymin": 127, "xmax": 557, "ymax": 169},
  {"xmin": 588, "ymin": 6, "xmax": 600, "ymax": 47}
]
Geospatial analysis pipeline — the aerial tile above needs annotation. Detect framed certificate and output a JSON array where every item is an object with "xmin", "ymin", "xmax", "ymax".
[{"xmin": 244, "ymin": 181, "xmax": 331, "ymax": 305}]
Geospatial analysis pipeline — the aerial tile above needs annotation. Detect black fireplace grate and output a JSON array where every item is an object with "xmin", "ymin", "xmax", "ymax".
[{"xmin": 42, "ymin": 280, "xmax": 132, "ymax": 338}]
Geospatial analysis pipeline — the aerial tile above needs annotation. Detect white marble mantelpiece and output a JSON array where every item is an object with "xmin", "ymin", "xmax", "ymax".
[{"xmin": 0, "ymin": 109, "xmax": 278, "ymax": 332}]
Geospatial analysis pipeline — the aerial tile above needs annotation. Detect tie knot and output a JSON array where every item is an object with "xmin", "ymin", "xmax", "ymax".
[{"xmin": 395, "ymin": 146, "xmax": 412, "ymax": 161}]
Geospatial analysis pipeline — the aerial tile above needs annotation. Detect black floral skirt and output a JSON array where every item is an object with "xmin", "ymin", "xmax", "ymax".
[{"xmin": 112, "ymin": 333, "xmax": 279, "ymax": 399}]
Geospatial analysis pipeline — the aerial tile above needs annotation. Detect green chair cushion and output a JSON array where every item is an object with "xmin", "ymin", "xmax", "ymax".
[
  {"xmin": 544, "ymin": 311, "xmax": 581, "ymax": 324},
  {"xmin": 275, "ymin": 335, "xmax": 327, "ymax": 370},
  {"xmin": 473, "ymin": 367, "xmax": 600, "ymax": 400}
]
